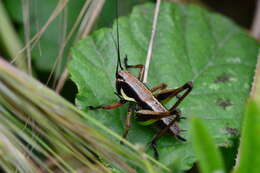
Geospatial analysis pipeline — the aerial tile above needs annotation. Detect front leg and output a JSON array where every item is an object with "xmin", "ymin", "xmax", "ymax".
[
  {"xmin": 88, "ymin": 100, "xmax": 126, "ymax": 110},
  {"xmin": 121, "ymin": 104, "xmax": 135, "ymax": 144},
  {"xmin": 150, "ymin": 83, "xmax": 167, "ymax": 93},
  {"xmin": 124, "ymin": 56, "xmax": 145, "ymax": 81}
]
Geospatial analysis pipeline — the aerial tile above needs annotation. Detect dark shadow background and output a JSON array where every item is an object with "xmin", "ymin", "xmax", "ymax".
[{"xmin": 202, "ymin": 0, "xmax": 257, "ymax": 28}]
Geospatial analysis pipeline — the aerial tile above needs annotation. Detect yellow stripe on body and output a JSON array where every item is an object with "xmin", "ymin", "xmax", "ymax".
[
  {"xmin": 120, "ymin": 88, "xmax": 136, "ymax": 102},
  {"xmin": 138, "ymin": 119, "xmax": 157, "ymax": 126}
]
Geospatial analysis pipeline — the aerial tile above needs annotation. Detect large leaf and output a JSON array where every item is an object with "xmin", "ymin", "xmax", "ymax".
[{"xmin": 69, "ymin": 2, "xmax": 259, "ymax": 170}]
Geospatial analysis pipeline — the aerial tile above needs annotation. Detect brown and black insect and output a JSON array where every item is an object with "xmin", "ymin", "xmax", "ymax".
[
  {"xmin": 88, "ymin": 0, "xmax": 193, "ymax": 159},
  {"xmin": 89, "ymin": 55, "xmax": 192, "ymax": 158}
]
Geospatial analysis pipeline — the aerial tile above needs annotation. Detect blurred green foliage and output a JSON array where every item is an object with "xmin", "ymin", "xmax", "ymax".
[
  {"xmin": 192, "ymin": 100, "xmax": 260, "ymax": 173},
  {"xmin": 2, "ymin": 0, "xmax": 150, "ymax": 73}
]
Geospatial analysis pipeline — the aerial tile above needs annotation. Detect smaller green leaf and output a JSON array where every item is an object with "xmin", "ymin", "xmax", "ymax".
[
  {"xmin": 191, "ymin": 117, "xmax": 225, "ymax": 173},
  {"xmin": 234, "ymin": 99, "xmax": 260, "ymax": 173}
]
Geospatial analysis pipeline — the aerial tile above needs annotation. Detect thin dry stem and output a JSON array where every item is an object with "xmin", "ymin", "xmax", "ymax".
[
  {"xmin": 55, "ymin": 0, "xmax": 105, "ymax": 93},
  {"xmin": 55, "ymin": 69, "xmax": 69, "ymax": 93},
  {"xmin": 22, "ymin": 0, "xmax": 32, "ymax": 75},
  {"xmin": 52, "ymin": 7, "xmax": 68, "ymax": 87},
  {"xmin": 46, "ymin": 8, "xmax": 68, "ymax": 86},
  {"xmin": 11, "ymin": 0, "xmax": 68, "ymax": 64},
  {"xmin": 251, "ymin": 0, "xmax": 260, "ymax": 39},
  {"xmin": 78, "ymin": 0, "xmax": 105, "ymax": 38},
  {"xmin": 166, "ymin": 0, "xmax": 186, "ymax": 2},
  {"xmin": 47, "ymin": 0, "xmax": 92, "ymax": 87},
  {"xmin": 142, "ymin": 0, "xmax": 161, "ymax": 83}
]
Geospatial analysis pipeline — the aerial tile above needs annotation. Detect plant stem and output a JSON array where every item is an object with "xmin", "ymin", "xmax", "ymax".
[
  {"xmin": 251, "ymin": 0, "xmax": 260, "ymax": 40},
  {"xmin": 143, "ymin": 0, "xmax": 161, "ymax": 83}
]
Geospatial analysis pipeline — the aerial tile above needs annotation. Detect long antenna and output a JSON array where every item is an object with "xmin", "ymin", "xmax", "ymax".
[{"xmin": 115, "ymin": 0, "xmax": 123, "ymax": 73}]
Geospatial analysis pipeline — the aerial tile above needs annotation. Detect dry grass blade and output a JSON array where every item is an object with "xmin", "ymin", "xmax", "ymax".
[
  {"xmin": 11, "ymin": 0, "xmax": 68, "ymax": 65},
  {"xmin": 55, "ymin": 0, "xmax": 106, "ymax": 93},
  {"xmin": 47, "ymin": 0, "xmax": 93, "ymax": 88},
  {"xmin": 143, "ymin": 0, "xmax": 161, "ymax": 83},
  {"xmin": 0, "ymin": 119, "xmax": 43, "ymax": 173},
  {"xmin": 0, "ymin": 58, "xmax": 169, "ymax": 173},
  {"xmin": 22, "ymin": 0, "xmax": 32, "ymax": 75},
  {"xmin": 78, "ymin": 0, "xmax": 105, "ymax": 38},
  {"xmin": 251, "ymin": 0, "xmax": 260, "ymax": 39}
]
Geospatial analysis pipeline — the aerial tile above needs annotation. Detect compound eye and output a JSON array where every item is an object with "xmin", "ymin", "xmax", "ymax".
[
  {"xmin": 116, "ymin": 73, "xmax": 125, "ymax": 81},
  {"xmin": 117, "ymin": 78, "xmax": 124, "ymax": 82},
  {"xmin": 116, "ymin": 72, "xmax": 123, "ymax": 79}
]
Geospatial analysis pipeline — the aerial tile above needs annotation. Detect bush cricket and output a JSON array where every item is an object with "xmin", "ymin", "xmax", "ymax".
[{"xmin": 88, "ymin": 0, "xmax": 193, "ymax": 159}]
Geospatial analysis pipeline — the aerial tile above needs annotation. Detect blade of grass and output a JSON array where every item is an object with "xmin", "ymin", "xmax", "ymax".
[
  {"xmin": 49, "ymin": 0, "xmax": 92, "ymax": 89},
  {"xmin": 0, "ymin": 57, "xmax": 170, "ymax": 173},
  {"xmin": 11, "ymin": 0, "xmax": 68, "ymax": 64},
  {"xmin": 0, "ymin": 1, "xmax": 27, "ymax": 72},
  {"xmin": 191, "ymin": 117, "xmax": 225, "ymax": 173},
  {"xmin": 55, "ymin": 0, "xmax": 106, "ymax": 93},
  {"xmin": 22, "ymin": 0, "xmax": 32, "ymax": 75},
  {"xmin": 250, "ymin": 52, "xmax": 260, "ymax": 105},
  {"xmin": 233, "ymin": 99, "xmax": 260, "ymax": 173}
]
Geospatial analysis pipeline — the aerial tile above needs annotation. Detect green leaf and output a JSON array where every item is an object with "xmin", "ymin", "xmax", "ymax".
[
  {"xmin": 234, "ymin": 100, "xmax": 260, "ymax": 173},
  {"xmin": 69, "ymin": 2, "xmax": 259, "ymax": 170},
  {"xmin": 191, "ymin": 117, "xmax": 225, "ymax": 173}
]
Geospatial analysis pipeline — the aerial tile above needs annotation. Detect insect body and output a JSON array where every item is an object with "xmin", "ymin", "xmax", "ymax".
[
  {"xmin": 88, "ymin": 0, "xmax": 193, "ymax": 158},
  {"xmin": 89, "ymin": 57, "xmax": 193, "ymax": 158}
]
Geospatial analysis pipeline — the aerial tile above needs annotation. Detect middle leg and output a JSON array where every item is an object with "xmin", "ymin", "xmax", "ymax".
[
  {"xmin": 88, "ymin": 100, "xmax": 126, "ymax": 110},
  {"xmin": 124, "ymin": 56, "xmax": 145, "ymax": 81}
]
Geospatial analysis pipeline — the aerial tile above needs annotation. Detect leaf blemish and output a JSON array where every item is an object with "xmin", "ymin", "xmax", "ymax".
[
  {"xmin": 209, "ymin": 84, "xmax": 219, "ymax": 90},
  {"xmin": 216, "ymin": 98, "xmax": 233, "ymax": 110},
  {"xmin": 214, "ymin": 73, "xmax": 231, "ymax": 83},
  {"xmin": 225, "ymin": 127, "xmax": 239, "ymax": 137},
  {"xmin": 226, "ymin": 57, "xmax": 241, "ymax": 63}
]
